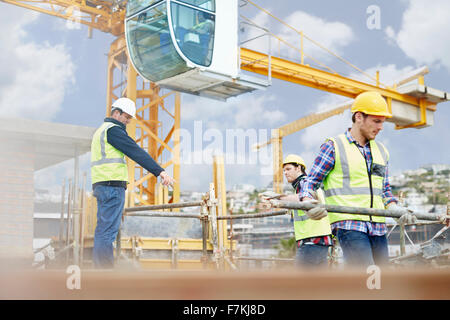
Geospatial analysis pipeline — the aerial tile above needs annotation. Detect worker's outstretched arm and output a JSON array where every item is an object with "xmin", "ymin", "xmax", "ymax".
[{"xmin": 107, "ymin": 126, "xmax": 164, "ymax": 178}]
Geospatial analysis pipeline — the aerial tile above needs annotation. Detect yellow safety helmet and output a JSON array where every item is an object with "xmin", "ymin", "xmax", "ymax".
[
  {"xmin": 351, "ymin": 91, "xmax": 392, "ymax": 118},
  {"xmin": 283, "ymin": 154, "xmax": 306, "ymax": 170}
]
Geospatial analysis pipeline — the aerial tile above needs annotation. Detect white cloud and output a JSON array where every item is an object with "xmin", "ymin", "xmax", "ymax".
[
  {"xmin": 349, "ymin": 63, "xmax": 416, "ymax": 87},
  {"xmin": 279, "ymin": 11, "xmax": 355, "ymax": 63},
  {"xmin": 182, "ymin": 93, "xmax": 286, "ymax": 129},
  {"xmin": 385, "ymin": 0, "xmax": 450, "ymax": 71},
  {"xmin": 240, "ymin": 7, "xmax": 354, "ymax": 65},
  {"xmin": 0, "ymin": 5, "xmax": 75, "ymax": 120},
  {"xmin": 298, "ymin": 94, "xmax": 352, "ymax": 165}
]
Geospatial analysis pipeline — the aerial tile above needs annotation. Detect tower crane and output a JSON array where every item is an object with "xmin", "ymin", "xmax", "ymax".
[{"xmin": 2, "ymin": 0, "xmax": 448, "ymax": 206}]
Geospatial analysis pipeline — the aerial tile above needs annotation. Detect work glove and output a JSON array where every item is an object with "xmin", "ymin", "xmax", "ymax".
[
  {"xmin": 303, "ymin": 199, "xmax": 327, "ymax": 220},
  {"xmin": 388, "ymin": 203, "xmax": 417, "ymax": 225},
  {"xmin": 438, "ymin": 215, "xmax": 450, "ymax": 227},
  {"xmin": 258, "ymin": 191, "xmax": 283, "ymax": 201}
]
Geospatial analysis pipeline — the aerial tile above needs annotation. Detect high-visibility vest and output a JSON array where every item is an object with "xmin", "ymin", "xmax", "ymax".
[
  {"xmin": 293, "ymin": 189, "xmax": 332, "ymax": 241},
  {"xmin": 91, "ymin": 122, "xmax": 128, "ymax": 185},
  {"xmin": 323, "ymin": 134, "xmax": 389, "ymax": 224}
]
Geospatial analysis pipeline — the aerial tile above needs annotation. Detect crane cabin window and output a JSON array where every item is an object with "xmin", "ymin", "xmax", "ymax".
[
  {"xmin": 170, "ymin": 1, "xmax": 215, "ymax": 67},
  {"xmin": 126, "ymin": 0, "xmax": 163, "ymax": 17},
  {"xmin": 177, "ymin": 0, "xmax": 215, "ymax": 11},
  {"xmin": 125, "ymin": 1, "xmax": 190, "ymax": 82}
]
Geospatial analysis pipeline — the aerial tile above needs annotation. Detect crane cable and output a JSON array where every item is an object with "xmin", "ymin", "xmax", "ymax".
[{"xmin": 246, "ymin": 0, "xmax": 389, "ymax": 88}]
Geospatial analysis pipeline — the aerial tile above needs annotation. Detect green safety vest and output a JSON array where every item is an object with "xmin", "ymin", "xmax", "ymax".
[
  {"xmin": 91, "ymin": 122, "xmax": 128, "ymax": 185},
  {"xmin": 293, "ymin": 189, "xmax": 332, "ymax": 241},
  {"xmin": 323, "ymin": 134, "xmax": 389, "ymax": 224}
]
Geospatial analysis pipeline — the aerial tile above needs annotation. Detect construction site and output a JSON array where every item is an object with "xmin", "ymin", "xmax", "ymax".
[{"xmin": 1, "ymin": 0, "xmax": 450, "ymax": 301}]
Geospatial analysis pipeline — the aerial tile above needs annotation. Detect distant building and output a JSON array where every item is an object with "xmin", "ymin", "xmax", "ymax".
[
  {"xmin": 403, "ymin": 168, "xmax": 428, "ymax": 176},
  {"xmin": 421, "ymin": 164, "xmax": 450, "ymax": 174},
  {"xmin": 231, "ymin": 184, "xmax": 256, "ymax": 193}
]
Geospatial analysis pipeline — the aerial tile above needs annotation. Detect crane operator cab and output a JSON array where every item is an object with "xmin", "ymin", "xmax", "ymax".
[{"xmin": 125, "ymin": 0, "xmax": 269, "ymax": 100}]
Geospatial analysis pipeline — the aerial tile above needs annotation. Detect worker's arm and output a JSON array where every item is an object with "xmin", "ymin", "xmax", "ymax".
[
  {"xmin": 299, "ymin": 140, "xmax": 335, "ymax": 201},
  {"xmin": 382, "ymin": 164, "xmax": 398, "ymax": 207},
  {"xmin": 107, "ymin": 126, "xmax": 164, "ymax": 178}
]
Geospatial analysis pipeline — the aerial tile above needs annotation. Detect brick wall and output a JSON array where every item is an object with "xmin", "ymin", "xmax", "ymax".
[{"xmin": 0, "ymin": 138, "xmax": 35, "ymax": 263}]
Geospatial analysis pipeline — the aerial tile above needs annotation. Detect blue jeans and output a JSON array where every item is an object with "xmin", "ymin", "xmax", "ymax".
[
  {"xmin": 295, "ymin": 243, "xmax": 329, "ymax": 268},
  {"xmin": 93, "ymin": 185, "xmax": 125, "ymax": 268},
  {"xmin": 336, "ymin": 229, "xmax": 389, "ymax": 267}
]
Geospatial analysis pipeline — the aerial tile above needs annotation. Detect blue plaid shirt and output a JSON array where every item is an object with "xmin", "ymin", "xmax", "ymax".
[{"xmin": 300, "ymin": 130, "xmax": 397, "ymax": 236}]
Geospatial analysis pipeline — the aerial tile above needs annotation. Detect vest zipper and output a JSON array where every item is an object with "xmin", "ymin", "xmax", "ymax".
[
  {"xmin": 357, "ymin": 143, "xmax": 374, "ymax": 221},
  {"xmin": 366, "ymin": 162, "xmax": 374, "ymax": 221}
]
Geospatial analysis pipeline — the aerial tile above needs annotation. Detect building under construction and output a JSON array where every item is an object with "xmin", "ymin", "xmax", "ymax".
[{"xmin": 0, "ymin": 0, "xmax": 449, "ymax": 300}]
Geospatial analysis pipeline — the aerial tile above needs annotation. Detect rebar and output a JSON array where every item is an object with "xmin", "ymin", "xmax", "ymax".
[
  {"xmin": 216, "ymin": 210, "xmax": 289, "ymax": 220},
  {"xmin": 200, "ymin": 203, "xmax": 209, "ymax": 269},
  {"xmin": 271, "ymin": 201, "xmax": 447, "ymax": 222},
  {"xmin": 208, "ymin": 183, "xmax": 221, "ymax": 269},
  {"xmin": 33, "ymin": 240, "xmax": 54, "ymax": 254},
  {"xmin": 236, "ymin": 256, "xmax": 294, "ymax": 262},
  {"xmin": 59, "ymin": 179, "xmax": 66, "ymax": 249},
  {"xmin": 124, "ymin": 201, "xmax": 203, "ymax": 213},
  {"xmin": 125, "ymin": 211, "xmax": 202, "ymax": 219}
]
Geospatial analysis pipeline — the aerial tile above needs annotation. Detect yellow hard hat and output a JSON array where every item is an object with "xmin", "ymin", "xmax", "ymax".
[
  {"xmin": 351, "ymin": 91, "xmax": 392, "ymax": 118},
  {"xmin": 283, "ymin": 154, "xmax": 306, "ymax": 170}
]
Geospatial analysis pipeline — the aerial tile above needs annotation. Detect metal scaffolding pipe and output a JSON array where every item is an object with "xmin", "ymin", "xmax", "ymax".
[
  {"xmin": 124, "ymin": 201, "xmax": 203, "ymax": 213},
  {"xmin": 216, "ymin": 210, "xmax": 289, "ymax": 220},
  {"xmin": 124, "ymin": 211, "xmax": 202, "ymax": 219},
  {"xmin": 271, "ymin": 201, "xmax": 446, "ymax": 222},
  {"xmin": 236, "ymin": 256, "xmax": 294, "ymax": 262}
]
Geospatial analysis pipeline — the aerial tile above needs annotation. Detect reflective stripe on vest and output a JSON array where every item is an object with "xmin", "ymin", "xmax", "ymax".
[
  {"xmin": 324, "ymin": 134, "xmax": 389, "ymax": 224},
  {"xmin": 91, "ymin": 122, "xmax": 128, "ymax": 184}
]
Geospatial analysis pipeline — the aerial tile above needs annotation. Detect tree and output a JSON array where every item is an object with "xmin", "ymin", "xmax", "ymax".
[{"xmin": 274, "ymin": 237, "xmax": 296, "ymax": 258}]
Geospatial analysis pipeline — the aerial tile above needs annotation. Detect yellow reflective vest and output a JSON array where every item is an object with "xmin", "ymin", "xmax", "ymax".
[
  {"xmin": 293, "ymin": 188, "xmax": 332, "ymax": 241},
  {"xmin": 323, "ymin": 134, "xmax": 389, "ymax": 224},
  {"xmin": 91, "ymin": 122, "xmax": 128, "ymax": 184}
]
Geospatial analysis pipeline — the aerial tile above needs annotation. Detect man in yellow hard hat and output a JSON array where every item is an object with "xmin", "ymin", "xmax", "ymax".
[
  {"xmin": 280, "ymin": 154, "xmax": 332, "ymax": 268},
  {"xmin": 299, "ymin": 91, "xmax": 416, "ymax": 267}
]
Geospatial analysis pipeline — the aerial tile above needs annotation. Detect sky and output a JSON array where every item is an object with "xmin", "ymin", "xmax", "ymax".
[{"xmin": 1, "ymin": 0, "xmax": 449, "ymax": 194}]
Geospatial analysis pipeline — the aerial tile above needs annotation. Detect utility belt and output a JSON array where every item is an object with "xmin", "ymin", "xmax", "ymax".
[{"xmin": 93, "ymin": 180, "xmax": 127, "ymax": 190}]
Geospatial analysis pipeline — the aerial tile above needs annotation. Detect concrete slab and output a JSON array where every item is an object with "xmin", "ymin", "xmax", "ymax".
[{"xmin": 0, "ymin": 117, "xmax": 96, "ymax": 170}]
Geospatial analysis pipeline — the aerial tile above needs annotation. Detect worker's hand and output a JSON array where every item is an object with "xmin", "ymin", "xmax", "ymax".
[
  {"xmin": 258, "ymin": 191, "xmax": 283, "ymax": 200},
  {"xmin": 159, "ymin": 171, "xmax": 175, "ymax": 187},
  {"xmin": 278, "ymin": 194, "xmax": 300, "ymax": 202},
  {"xmin": 303, "ymin": 199, "xmax": 327, "ymax": 220},
  {"xmin": 438, "ymin": 215, "xmax": 450, "ymax": 227},
  {"xmin": 388, "ymin": 203, "xmax": 417, "ymax": 225}
]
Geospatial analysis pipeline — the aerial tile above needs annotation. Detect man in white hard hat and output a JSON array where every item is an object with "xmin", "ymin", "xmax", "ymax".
[
  {"xmin": 281, "ymin": 154, "xmax": 332, "ymax": 267},
  {"xmin": 91, "ymin": 97, "xmax": 175, "ymax": 268}
]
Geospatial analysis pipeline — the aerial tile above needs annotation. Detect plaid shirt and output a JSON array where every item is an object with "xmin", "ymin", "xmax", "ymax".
[
  {"xmin": 300, "ymin": 130, "xmax": 398, "ymax": 236},
  {"xmin": 292, "ymin": 176, "xmax": 333, "ymax": 246}
]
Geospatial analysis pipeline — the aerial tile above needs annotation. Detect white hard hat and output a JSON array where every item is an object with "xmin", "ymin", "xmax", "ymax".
[{"xmin": 112, "ymin": 97, "xmax": 136, "ymax": 119}]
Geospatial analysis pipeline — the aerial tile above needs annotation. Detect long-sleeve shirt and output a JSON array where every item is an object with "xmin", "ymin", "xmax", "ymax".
[
  {"xmin": 105, "ymin": 117, "xmax": 164, "ymax": 178},
  {"xmin": 299, "ymin": 129, "xmax": 397, "ymax": 236}
]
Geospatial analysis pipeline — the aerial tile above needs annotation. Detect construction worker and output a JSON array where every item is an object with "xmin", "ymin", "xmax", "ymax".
[
  {"xmin": 91, "ymin": 97, "xmax": 174, "ymax": 268},
  {"xmin": 299, "ymin": 91, "xmax": 416, "ymax": 267},
  {"xmin": 280, "ymin": 154, "xmax": 332, "ymax": 267}
]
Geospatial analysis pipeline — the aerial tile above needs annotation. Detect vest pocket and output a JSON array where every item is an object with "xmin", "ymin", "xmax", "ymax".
[{"xmin": 372, "ymin": 163, "xmax": 386, "ymax": 177}]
